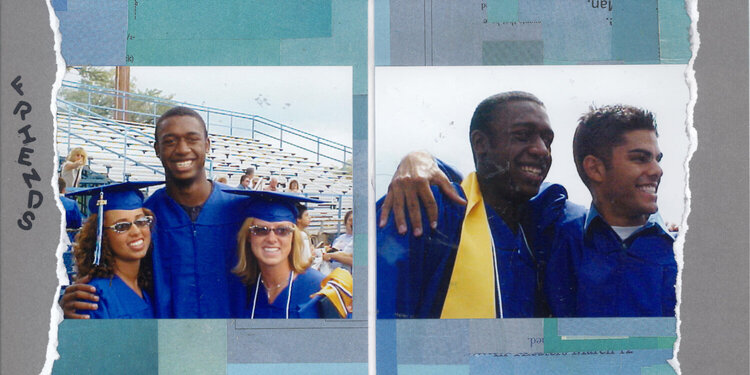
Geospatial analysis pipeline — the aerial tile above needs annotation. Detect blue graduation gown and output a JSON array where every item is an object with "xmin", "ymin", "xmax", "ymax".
[
  {"xmin": 546, "ymin": 206, "xmax": 677, "ymax": 317},
  {"xmin": 145, "ymin": 184, "xmax": 248, "ymax": 318},
  {"xmin": 78, "ymin": 276, "xmax": 154, "ymax": 319},
  {"xmin": 241, "ymin": 269, "xmax": 325, "ymax": 319},
  {"xmin": 60, "ymin": 195, "xmax": 83, "ymax": 243},
  {"xmin": 376, "ymin": 182, "xmax": 576, "ymax": 319}
]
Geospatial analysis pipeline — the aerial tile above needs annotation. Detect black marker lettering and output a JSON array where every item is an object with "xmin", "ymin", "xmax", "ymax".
[
  {"xmin": 17, "ymin": 124, "xmax": 36, "ymax": 144},
  {"xmin": 27, "ymin": 190, "xmax": 43, "ymax": 209},
  {"xmin": 11, "ymin": 75, "xmax": 24, "ymax": 96},
  {"xmin": 13, "ymin": 100, "xmax": 31, "ymax": 121},
  {"xmin": 17, "ymin": 211, "xmax": 35, "ymax": 230},
  {"xmin": 22, "ymin": 168, "xmax": 40, "ymax": 189},
  {"xmin": 17, "ymin": 147, "xmax": 33, "ymax": 166}
]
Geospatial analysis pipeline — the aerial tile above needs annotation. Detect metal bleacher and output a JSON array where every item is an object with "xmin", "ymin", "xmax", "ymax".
[{"xmin": 56, "ymin": 81, "xmax": 353, "ymax": 236}]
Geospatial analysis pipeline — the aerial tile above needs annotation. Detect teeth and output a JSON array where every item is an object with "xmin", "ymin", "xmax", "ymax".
[
  {"xmin": 129, "ymin": 239, "xmax": 144, "ymax": 247},
  {"xmin": 263, "ymin": 247, "xmax": 281, "ymax": 253},
  {"xmin": 520, "ymin": 166, "xmax": 542, "ymax": 176},
  {"xmin": 638, "ymin": 185, "xmax": 657, "ymax": 194},
  {"xmin": 176, "ymin": 161, "xmax": 192, "ymax": 168}
]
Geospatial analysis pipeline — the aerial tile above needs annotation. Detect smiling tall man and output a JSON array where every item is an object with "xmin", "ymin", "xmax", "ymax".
[
  {"xmin": 143, "ymin": 107, "xmax": 247, "ymax": 318},
  {"xmin": 377, "ymin": 92, "xmax": 584, "ymax": 319},
  {"xmin": 545, "ymin": 105, "xmax": 677, "ymax": 317}
]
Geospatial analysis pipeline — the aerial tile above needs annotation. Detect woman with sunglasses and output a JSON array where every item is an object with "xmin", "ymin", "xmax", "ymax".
[
  {"xmin": 70, "ymin": 181, "xmax": 162, "ymax": 319},
  {"xmin": 229, "ymin": 191, "xmax": 350, "ymax": 319}
]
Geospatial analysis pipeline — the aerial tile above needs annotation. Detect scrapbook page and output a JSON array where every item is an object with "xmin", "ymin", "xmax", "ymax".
[
  {"xmin": 372, "ymin": 0, "xmax": 746, "ymax": 374},
  {"xmin": 0, "ymin": 0, "xmax": 748, "ymax": 374},
  {"xmin": 1, "ymin": 0, "xmax": 368, "ymax": 373}
]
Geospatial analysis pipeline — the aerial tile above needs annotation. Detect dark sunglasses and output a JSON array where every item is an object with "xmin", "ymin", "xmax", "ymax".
[
  {"xmin": 104, "ymin": 216, "xmax": 154, "ymax": 233},
  {"xmin": 248, "ymin": 225, "xmax": 294, "ymax": 237}
]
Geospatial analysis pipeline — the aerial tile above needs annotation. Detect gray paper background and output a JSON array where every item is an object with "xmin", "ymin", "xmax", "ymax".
[
  {"xmin": 681, "ymin": 1, "xmax": 749, "ymax": 373},
  {"xmin": 1, "ymin": 0, "xmax": 61, "ymax": 374},
  {"xmin": 0, "ymin": 0, "xmax": 748, "ymax": 374}
]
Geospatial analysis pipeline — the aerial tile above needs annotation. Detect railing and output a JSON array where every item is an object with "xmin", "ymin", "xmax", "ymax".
[
  {"xmin": 59, "ymin": 80, "xmax": 352, "ymax": 168},
  {"xmin": 300, "ymin": 192, "xmax": 352, "ymax": 236},
  {"xmin": 56, "ymin": 84, "xmax": 352, "ymax": 233},
  {"xmin": 58, "ymin": 100, "xmax": 166, "ymax": 182}
]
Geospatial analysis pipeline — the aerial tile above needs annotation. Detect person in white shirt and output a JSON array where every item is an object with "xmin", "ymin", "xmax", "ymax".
[{"xmin": 321, "ymin": 210, "xmax": 353, "ymax": 275}]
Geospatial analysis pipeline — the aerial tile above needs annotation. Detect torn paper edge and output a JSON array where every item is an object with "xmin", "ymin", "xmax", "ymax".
[
  {"xmin": 671, "ymin": 0, "xmax": 700, "ymax": 374},
  {"xmin": 41, "ymin": 0, "xmax": 69, "ymax": 373},
  {"xmin": 37, "ymin": 2, "xmax": 700, "ymax": 374}
]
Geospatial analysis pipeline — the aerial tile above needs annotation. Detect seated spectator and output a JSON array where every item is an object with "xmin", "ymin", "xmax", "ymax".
[
  {"xmin": 237, "ymin": 174, "xmax": 252, "ymax": 190},
  {"xmin": 287, "ymin": 179, "xmax": 302, "ymax": 194},
  {"xmin": 264, "ymin": 176, "xmax": 279, "ymax": 192},
  {"xmin": 241, "ymin": 167, "xmax": 256, "ymax": 189},
  {"xmin": 321, "ymin": 210, "xmax": 354, "ymax": 275},
  {"xmin": 295, "ymin": 204, "xmax": 317, "ymax": 268}
]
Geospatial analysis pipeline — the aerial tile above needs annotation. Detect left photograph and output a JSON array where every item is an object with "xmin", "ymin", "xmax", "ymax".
[{"xmin": 57, "ymin": 66, "xmax": 354, "ymax": 320}]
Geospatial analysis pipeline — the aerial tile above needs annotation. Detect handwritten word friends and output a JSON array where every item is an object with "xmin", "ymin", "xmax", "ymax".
[{"xmin": 10, "ymin": 76, "xmax": 43, "ymax": 230}]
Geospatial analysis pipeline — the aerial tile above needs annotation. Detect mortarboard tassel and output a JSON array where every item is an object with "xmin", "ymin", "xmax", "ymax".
[{"xmin": 94, "ymin": 190, "xmax": 106, "ymax": 265}]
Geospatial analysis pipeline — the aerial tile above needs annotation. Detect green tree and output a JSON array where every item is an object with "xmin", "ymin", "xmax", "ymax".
[{"xmin": 61, "ymin": 67, "xmax": 176, "ymax": 124}]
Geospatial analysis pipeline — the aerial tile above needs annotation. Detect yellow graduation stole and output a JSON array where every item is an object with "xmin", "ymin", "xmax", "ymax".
[
  {"xmin": 312, "ymin": 268, "xmax": 353, "ymax": 318},
  {"xmin": 440, "ymin": 172, "xmax": 496, "ymax": 319}
]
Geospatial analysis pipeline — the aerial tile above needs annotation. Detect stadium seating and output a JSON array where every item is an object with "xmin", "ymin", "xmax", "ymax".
[{"xmin": 56, "ymin": 109, "xmax": 352, "ymax": 237}]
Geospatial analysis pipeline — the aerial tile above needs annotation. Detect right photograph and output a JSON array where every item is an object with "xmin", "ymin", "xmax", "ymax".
[{"xmin": 375, "ymin": 65, "xmax": 689, "ymax": 371}]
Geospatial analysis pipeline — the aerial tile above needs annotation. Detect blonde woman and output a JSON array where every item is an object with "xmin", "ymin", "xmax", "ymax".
[
  {"xmin": 230, "ymin": 191, "xmax": 331, "ymax": 318},
  {"xmin": 61, "ymin": 147, "xmax": 88, "ymax": 188}
]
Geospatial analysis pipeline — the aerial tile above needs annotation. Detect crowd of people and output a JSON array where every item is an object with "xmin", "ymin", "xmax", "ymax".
[
  {"xmin": 213, "ymin": 167, "xmax": 304, "ymax": 194},
  {"xmin": 58, "ymin": 106, "xmax": 353, "ymax": 319}
]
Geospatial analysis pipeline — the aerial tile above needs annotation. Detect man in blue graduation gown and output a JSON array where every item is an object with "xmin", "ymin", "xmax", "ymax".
[
  {"xmin": 377, "ymin": 92, "xmax": 585, "ymax": 319},
  {"xmin": 545, "ymin": 105, "xmax": 677, "ymax": 317},
  {"xmin": 144, "ymin": 107, "xmax": 247, "ymax": 318},
  {"xmin": 62, "ymin": 106, "xmax": 247, "ymax": 318}
]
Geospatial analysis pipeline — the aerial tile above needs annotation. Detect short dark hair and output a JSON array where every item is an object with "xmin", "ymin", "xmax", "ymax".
[
  {"xmin": 154, "ymin": 106, "xmax": 208, "ymax": 140},
  {"xmin": 469, "ymin": 91, "xmax": 545, "ymax": 137},
  {"xmin": 296, "ymin": 203, "xmax": 308, "ymax": 219},
  {"xmin": 469, "ymin": 92, "xmax": 545, "ymax": 165},
  {"xmin": 573, "ymin": 104, "xmax": 658, "ymax": 186},
  {"xmin": 58, "ymin": 177, "xmax": 66, "ymax": 194}
]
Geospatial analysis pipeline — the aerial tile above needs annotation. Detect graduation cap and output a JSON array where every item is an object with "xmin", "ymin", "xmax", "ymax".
[
  {"xmin": 66, "ymin": 181, "xmax": 164, "ymax": 265},
  {"xmin": 223, "ymin": 189, "xmax": 325, "ymax": 222}
]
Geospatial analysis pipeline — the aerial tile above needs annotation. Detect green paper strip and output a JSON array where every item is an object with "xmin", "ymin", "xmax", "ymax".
[
  {"xmin": 544, "ymin": 319, "xmax": 677, "ymax": 353},
  {"xmin": 158, "ymin": 320, "xmax": 227, "ymax": 374},
  {"xmin": 487, "ymin": 0, "xmax": 519, "ymax": 23}
]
